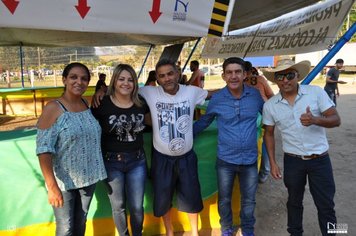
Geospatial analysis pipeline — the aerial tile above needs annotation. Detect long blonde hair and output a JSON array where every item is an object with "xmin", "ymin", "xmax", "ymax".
[{"xmin": 107, "ymin": 64, "xmax": 142, "ymax": 107}]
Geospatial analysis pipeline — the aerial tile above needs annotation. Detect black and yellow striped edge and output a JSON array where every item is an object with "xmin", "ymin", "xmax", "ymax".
[{"xmin": 208, "ymin": 0, "xmax": 230, "ymax": 37}]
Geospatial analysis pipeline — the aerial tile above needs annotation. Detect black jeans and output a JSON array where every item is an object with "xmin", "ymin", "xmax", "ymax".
[{"xmin": 283, "ymin": 153, "xmax": 336, "ymax": 236}]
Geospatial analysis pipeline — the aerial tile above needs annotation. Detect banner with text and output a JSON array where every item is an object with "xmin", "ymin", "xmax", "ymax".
[
  {"xmin": 0, "ymin": 0, "xmax": 214, "ymax": 37},
  {"xmin": 202, "ymin": 0, "xmax": 354, "ymax": 58}
]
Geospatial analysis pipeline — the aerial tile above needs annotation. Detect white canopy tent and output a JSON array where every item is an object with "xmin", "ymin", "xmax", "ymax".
[
  {"xmin": 0, "ymin": 0, "xmax": 320, "ymax": 47},
  {"xmin": 202, "ymin": 0, "xmax": 355, "ymax": 58}
]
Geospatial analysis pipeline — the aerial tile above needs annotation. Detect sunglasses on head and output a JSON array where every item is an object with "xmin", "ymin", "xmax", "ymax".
[{"xmin": 274, "ymin": 72, "xmax": 297, "ymax": 81}]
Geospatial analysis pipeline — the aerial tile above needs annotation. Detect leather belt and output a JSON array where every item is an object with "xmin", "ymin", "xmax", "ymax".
[
  {"xmin": 285, "ymin": 151, "xmax": 328, "ymax": 160},
  {"xmin": 105, "ymin": 149, "xmax": 143, "ymax": 161}
]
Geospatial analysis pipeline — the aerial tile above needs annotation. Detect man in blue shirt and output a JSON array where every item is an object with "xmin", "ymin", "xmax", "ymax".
[
  {"xmin": 194, "ymin": 57, "xmax": 264, "ymax": 236},
  {"xmin": 262, "ymin": 59, "xmax": 341, "ymax": 236}
]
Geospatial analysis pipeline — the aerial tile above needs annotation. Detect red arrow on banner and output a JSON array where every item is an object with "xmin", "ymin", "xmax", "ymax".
[
  {"xmin": 2, "ymin": 0, "xmax": 19, "ymax": 14},
  {"xmin": 75, "ymin": 0, "xmax": 90, "ymax": 19},
  {"xmin": 149, "ymin": 0, "xmax": 162, "ymax": 24}
]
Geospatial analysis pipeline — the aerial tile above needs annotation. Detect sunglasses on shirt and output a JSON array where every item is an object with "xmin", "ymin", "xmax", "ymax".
[{"xmin": 274, "ymin": 72, "xmax": 297, "ymax": 81}]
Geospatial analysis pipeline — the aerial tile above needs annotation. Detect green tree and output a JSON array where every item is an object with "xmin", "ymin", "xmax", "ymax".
[
  {"xmin": 0, "ymin": 46, "xmax": 98, "ymax": 72},
  {"xmin": 339, "ymin": 3, "xmax": 356, "ymax": 42}
]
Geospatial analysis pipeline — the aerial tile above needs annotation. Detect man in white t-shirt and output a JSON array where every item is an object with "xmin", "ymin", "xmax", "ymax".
[{"xmin": 139, "ymin": 59, "xmax": 209, "ymax": 236}]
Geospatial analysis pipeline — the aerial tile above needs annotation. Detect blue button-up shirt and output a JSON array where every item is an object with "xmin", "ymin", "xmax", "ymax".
[
  {"xmin": 263, "ymin": 85, "xmax": 334, "ymax": 155},
  {"xmin": 194, "ymin": 85, "xmax": 264, "ymax": 165}
]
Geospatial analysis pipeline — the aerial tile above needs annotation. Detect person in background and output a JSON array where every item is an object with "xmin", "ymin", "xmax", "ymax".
[
  {"xmin": 324, "ymin": 58, "xmax": 347, "ymax": 106},
  {"xmin": 186, "ymin": 60, "xmax": 205, "ymax": 88},
  {"xmin": 262, "ymin": 59, "xmax": 340, "ymax": 236},
  {"xmin": 200, "ymin": 74, "xmax": 205, "ymax": 89},
  {"xmin": 176, "ymin": 61, "xmax": 188, "ymax": 85},
  {"xmin": 179, "ymin": 74, "xmax": 188, "ymax": 85},
  {"xmin": 91, "ymin": 64, "xmax": 150, "ymax": 236},
  {"xmin": 194, "ymin": 57, "xmax": 264, "ymax": 236},
  {"xmin": 36, "ymin": 62, "xmax": 107, "ymax": 236},
  {"xmin": 244, "ymin": 61, "xmax": 274, "ymax": 101},
  {"xmin": 244, "ymin": 61, "xmax": 274, "ymax": 183},
  {"xmin": 95, "ymin": 73, "xmax": 108, "ymax": 92},
  {"xmin": 176, "ymin": 61, "xmax": 182, "ymax": 79},
  {"xmin": 144, "ymin": 70, "xmax": 157, "ymax": 86}
]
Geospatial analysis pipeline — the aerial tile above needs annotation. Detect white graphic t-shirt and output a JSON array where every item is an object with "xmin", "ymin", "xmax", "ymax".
[{"xmin": 139, "ymin": 85, "xmax": 208, "ymax": 156}]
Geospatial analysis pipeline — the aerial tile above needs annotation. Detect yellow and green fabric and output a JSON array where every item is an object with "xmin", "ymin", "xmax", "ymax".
[{"xmin": 0, "ymin": 118, "xmax": 263, "ymax": 235}]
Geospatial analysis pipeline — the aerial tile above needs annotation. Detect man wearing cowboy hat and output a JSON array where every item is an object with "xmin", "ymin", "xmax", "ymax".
[{"xmin": 262, "ymin": 59, "xmax": 341, "ymax": 236}]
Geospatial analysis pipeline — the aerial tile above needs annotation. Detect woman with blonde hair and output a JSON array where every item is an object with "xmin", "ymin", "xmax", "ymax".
[{"xmin": 91, "ymin": 64, "xmax": 150, "ymax": 236}]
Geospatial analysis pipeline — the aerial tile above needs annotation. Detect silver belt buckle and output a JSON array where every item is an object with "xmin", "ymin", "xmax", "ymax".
[{"xmin": 300, "ymin": 155, "xmax": 312, "ymax": 160}]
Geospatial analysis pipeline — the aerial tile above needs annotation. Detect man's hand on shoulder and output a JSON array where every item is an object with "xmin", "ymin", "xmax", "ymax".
[
  {"xmin": 91, "ymin": 88, "xmax": 106, "ymax": 108},
  {"xmin": 206, "ymin": 88, "xmax": 220, "ymax": 99}
]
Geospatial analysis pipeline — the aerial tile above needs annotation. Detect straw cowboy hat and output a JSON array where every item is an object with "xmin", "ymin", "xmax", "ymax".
[{"xmin": 262, "ymin": 59, "xmax": 311, "ymax": 82}]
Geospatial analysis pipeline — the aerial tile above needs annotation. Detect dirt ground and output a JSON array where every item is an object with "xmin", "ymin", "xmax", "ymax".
[
  {"xmin": 0, "ymin": 82, "xmax": 355, "ymax": 236},
  {"xmin": 0, "ymin": 116, "xmax": 38, "ymax": 131}
]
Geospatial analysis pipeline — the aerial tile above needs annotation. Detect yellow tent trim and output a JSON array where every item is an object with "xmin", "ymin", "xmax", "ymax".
[
  {"xmin": 211, "ymin": 12, "xmax": 227, "ymax": 22},
  {"xmin": 208, "ymin": 0, "xmax": 230, "ymax": 37},
  {"xmin": 209, "ymin": 24, "xmax": 224, "ymax": 32},
  {"xmin": 214, "ymin": 2, "xmax": 229, "ymax": 11}
]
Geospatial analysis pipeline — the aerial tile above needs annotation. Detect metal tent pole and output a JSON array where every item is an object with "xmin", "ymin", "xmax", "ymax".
[
  {"xmin": 137, "ymin": 44, "xmax": 154, "ymax": 80},
  {"xmin": 19, "ymin": 43, "xmax": 25, "ymax": 88},
  {"xmin": 223, "ymin": 0, "xmax": 236, "ymax": 35},
  {"xmin": 182, "ymin": 38, "xmax": 201, "ymax": 73}
]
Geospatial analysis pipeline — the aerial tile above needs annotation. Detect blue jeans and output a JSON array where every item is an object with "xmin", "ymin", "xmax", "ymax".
[
  {"xmin": 216, "ymin": 158, "xmax": 258, "ymax": 234},
  {"xmin": 283, "ymin": 153, "xmax": 336, "ymax": 236},
  {"xmin": 53, "ymin": 184, "xmax": 96, "ymax": 236},
  {"xmin": 105, "ymin": 150, "xmax": 147, "ymax": 236}
]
